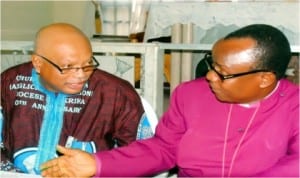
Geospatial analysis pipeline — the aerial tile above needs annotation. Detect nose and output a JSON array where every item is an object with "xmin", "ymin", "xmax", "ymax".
[
  {"xmin": 206, "ymin": 70, "xmax": 220, "ymax": 82},
  {"xmin": 73, "ymin": 68, "xmax": 88, "ymax": 77}
]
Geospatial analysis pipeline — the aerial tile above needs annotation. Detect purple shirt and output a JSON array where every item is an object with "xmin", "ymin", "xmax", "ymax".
[{"xmin": 95, "ymin": 77, "xmax": 299, "ymax": 177}]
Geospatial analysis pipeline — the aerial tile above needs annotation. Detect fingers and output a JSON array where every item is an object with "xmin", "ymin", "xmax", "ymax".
[
  {"xmin": 41, "ymin": 168, "xmax": 69, "ymax": 177},
  {"xmin": 40, "ymin": 145, "xmax": 76, "ymax": 177},
  {"xmin": 40, "ymin": 158, "xmax": 58, "ymax": 172},
  {"xmin": 40, "ymin": 146, "xmax": 93, "ymax": 177},
  {"xmin": 41, "ymin": 161, "xmax": 63, "ymax": 177},
  {"xmin": 56, "ymin": 145, "xmax": 72, "ymax": 155},
  {"xmin": 41, "ymin": 158, "xmax": 74, "ymax": 178}
]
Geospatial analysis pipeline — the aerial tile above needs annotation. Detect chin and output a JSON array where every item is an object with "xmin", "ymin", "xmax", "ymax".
[
  {"xmin": 67, "ymin": 91, "xmax": 81, "ymax": 95},
  {"xmin": 63, "ymin": 88, "xmax": 83, "ymax": 95},
  {"xmin": 215, "ymin": 95, "xmax": 231, "ymax": 103}
]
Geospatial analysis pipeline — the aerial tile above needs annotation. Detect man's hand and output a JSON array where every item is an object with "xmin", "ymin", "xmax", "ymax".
[{"xmin": 40, "ymin": 145, "xmax": 97, "ymax": 178}]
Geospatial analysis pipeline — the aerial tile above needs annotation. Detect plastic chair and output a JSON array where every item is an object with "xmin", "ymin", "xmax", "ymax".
[{"xmin": 136, "ymin": 97, "xmax": 158, "ymax": 140}]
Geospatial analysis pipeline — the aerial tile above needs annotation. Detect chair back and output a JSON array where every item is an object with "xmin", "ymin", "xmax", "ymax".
[{"xmin": 136, "ymin": 97, "xmax": 158, "ymax": 140}]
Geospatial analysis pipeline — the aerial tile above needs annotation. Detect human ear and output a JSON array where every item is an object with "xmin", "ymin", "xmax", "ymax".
[
  {"xmin": 259, "ymin": 72, "xmax": 276, "ymax": 88},
  {"xmin": 31, "ymin": 55, "xmax": 42, "ymax": 73}
]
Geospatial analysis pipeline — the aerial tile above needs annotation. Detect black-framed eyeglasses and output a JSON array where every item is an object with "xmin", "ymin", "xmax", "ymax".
[
  {"xmin": 34, "ymin": 53, "xmax": 99, "ymax": 74},
  {"xmin": 204, "ymin": 54, "xmax": 272, "ymax": 81}
]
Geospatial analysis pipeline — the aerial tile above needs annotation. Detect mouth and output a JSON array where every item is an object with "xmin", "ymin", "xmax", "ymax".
[
  {"xmin": 208, "ymin": 84, "xmax": 229, "ymax": 102},
  {"xmin": 209, "ymin": 84, "xmax": 219, "ymax": 94},
  {"xmin": 67, "ymin": 81, "xmax": 86, "ymax": 90}
]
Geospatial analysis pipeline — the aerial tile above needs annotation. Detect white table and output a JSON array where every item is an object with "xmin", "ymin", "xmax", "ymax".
[{"xmin": 0, "ymin": 171, "xmax": 41, "ymax": 178}]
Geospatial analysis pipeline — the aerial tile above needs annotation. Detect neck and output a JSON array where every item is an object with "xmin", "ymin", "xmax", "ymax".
[{"xmin": 239, "ymin": 81, "xmax": 280, "ymax": 108}]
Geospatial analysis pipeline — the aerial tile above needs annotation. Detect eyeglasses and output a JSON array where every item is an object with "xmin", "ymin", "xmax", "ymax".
[
  {"xmin": 204, "ymin": 54, "xmax": 272, "ymax": 81},
  {"xmin": 34, "ymin": 53, "xmax": 99, "ymax": 74}
]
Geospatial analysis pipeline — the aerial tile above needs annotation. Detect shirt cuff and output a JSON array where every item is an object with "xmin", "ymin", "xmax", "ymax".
[{"xmin": 92, "ymin": 154, "xmax": 102, "ymax": 177}]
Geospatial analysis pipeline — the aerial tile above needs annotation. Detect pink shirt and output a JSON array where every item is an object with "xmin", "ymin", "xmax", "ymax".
[{"xmin": 94, "ymin": 78, "xmax": 299, "ymax": 177}]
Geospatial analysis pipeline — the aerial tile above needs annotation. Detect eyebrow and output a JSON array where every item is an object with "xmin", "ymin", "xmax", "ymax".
[
  {"xmin": 213, "ymin": 60, "xmax": 228, "ymax": 69},
  {"xmin": 61, "ymin": 56, "xmax": 94, "ymax": 66},
  {"xmin": 212, "ymin": 60, "xmax": 240, "ymax": 75}
]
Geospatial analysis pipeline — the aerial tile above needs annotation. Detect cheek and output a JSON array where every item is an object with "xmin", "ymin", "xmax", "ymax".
[
  {"xmin": 39, "ymin": 70, "xmax": 65, "ymax": 92},
  {"xmin": 216, "ymin": 82, "xmax": 245, "ymax": 102},
  {"xmin": 218, "ymin": 88, "xmax": 237, "ymax": 102},
  {"xmin": 222, "ymin": 80, "xmax": 260, "ymax": 102}
]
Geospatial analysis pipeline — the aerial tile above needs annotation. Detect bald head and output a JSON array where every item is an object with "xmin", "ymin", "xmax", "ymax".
[
  {"xmin": 34, "ymin": 23, "xmax": 91, "ymax": 53},
  {"xmin": 31, "ymin": 23, "xmax": 94, "ymax": 94}
]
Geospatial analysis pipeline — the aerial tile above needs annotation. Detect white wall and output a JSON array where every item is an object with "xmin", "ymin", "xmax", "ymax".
[
  {"xmin": 52, "ymin": 1, "xmax": 94, "ymax": 38},
  {"xmin": 1, "ymin": 1, "xmax": 94, "ymax": 41},
  {"xmin": 1, "ymin": 1, "xmax": 53, "ymax": 40}
]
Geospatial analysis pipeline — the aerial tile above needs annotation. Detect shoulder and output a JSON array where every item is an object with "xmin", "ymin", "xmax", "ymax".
[
  {"xmin": 1, "ymin": 62, "xmax": 32, "ymax": 82},
  {"xmin": 174, "ymin": 77, "xmax": 210, "ymax": 95},
  {"xmin": 278, "ymin": 79, "xmax": 299, "ymax": 99},
  {"xmin": 268, "ymin": 79, "xmax": 300, "ymax": 116},
  {"xmin": 88, "ymin": 69, "xmax": 140, "ymax": 99},
  {"xmin": 171, "ymin": 77, "xmax": 213, "ymax": 105},
  {"xmin": 90, "ymin": 69, "xmax": 135, "ymax": 90}
]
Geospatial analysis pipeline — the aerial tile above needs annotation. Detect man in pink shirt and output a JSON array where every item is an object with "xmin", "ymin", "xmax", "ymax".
[{"xmin": 41, "ymin": 24, "xmax": 299, "ymax": 177}]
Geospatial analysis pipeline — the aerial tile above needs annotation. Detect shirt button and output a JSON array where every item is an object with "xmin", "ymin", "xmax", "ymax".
[{"xmin": 237, "ymin": 128, "xmax": 245, "ymax": 133}]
